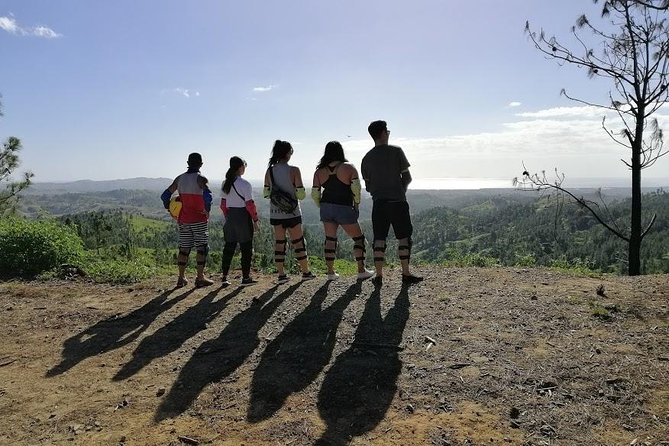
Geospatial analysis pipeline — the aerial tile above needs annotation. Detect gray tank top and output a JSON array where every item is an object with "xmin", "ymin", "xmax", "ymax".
[{"xmin": 269, "ymin": 163, "xmax": 301, "ymax": 219}]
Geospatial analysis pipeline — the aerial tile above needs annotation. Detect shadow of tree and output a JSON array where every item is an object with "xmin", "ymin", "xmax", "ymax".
[
  {"xmin": 113, "ymin": 286, "xmax": 244, "ymax": 381},
  {"xmin": 315, "ymin": 284, "xmax": 410, "ymax": 446},
  {"xmin": 247, "ymin": 281, "xmax": 362, "ymax": 422},
  {"xmin": 46, "ymin": 287, "xmax": 195, "ymax": 377},
  {"xmin": 154, "ymin": 282, "xmax": 301, "ymax": 421}
]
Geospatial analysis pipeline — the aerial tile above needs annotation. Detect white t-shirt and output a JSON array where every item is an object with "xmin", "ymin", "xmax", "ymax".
[{"xmin": 222, "ymin": 177, "xmax": 253, "ymax": 208}]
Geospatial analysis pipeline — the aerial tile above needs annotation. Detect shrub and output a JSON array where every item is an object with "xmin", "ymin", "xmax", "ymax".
[{"xmin": 0, "ymin": 218, "xmax": 84, "ymax": 278}]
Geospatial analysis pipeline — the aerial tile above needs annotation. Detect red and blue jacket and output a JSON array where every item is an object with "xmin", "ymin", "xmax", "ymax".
[{"xmin": 161, "ymin": 169, "xmax": 212, "ymax": 224}]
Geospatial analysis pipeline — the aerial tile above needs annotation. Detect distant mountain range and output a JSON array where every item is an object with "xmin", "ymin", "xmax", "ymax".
[
  {"xmin": 25, "ymin": 176, "xmax": 669, "ymax": 195},
  {"xmin": 26, "ymin": 178, "xmax": 190, "ymax": 194}
]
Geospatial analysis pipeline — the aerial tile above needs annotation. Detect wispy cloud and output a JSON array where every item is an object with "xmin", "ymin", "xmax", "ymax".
[
  {"xmin": 253, "ymin": 85, "xmax": 276, "ymax": 93},
  {"xmin": 163, "ymin": 88, "xmax": 200, "ymax": 99},
  {"xmin": 340, "ymin": 105, "xmax": 669, "ymax": 178},
  {"xmin": 515, "ymin": 106, "xmax": 606, "ymax": 119},
  {"xmin": 508, "ymin": 101, "xmax": 522, "ymax": 107},
  {"xmin": 0, "ymin": 15, "xmax": 62, "ymax": 38}
]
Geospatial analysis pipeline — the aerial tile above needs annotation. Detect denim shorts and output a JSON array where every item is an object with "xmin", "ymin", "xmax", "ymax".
[{"xmin": 320, "ymin": 202, "xmax": 359, "ymax": 225}]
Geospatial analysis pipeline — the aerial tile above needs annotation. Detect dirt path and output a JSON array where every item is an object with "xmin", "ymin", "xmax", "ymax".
[{"xmin": 0, "ymin": 267, "xmax": 667, "ymax": 445}]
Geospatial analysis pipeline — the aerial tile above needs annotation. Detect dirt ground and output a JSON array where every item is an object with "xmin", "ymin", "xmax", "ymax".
[{"xmin": 0, "ymin": 266, "xmax": 667, "ymax": 446}]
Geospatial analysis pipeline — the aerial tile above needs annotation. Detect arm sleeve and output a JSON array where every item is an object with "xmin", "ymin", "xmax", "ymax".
[
  {"xmin": 203, "ymin": 187, "xmax": 212, "ymax": 212},
  {"xmin": 220, "ymin": 198, "xmax": 229, "ymax": 216},
  {"xmin": 160, "ymin": 189, "xmax": 172, "ymax": 209},
  {"xmin": 295, "ymin": 186, "xmax": 306, "ymax": 200},
  {"xmin": 245, "ymin": 200, "xmax": 259, "ymax": 221},
  {"xmin": 350, "ymin": 178, "xmax": 361, "ymax": 204},
  {"xmin": 311, "ymin": 187, "xmax": 321, "ymax": 207}
]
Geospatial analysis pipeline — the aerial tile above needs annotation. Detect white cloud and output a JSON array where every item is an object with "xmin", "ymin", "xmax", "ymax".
[
  {"xmin": 339, "ymin": 105, "xmax": 669, "ymax": 179},
  {"xmin": 516, "ymin": 106, "xmax": 606, "ymax": 119},
  {"xmin": 508, "ymin": 101, "xmax": 522, "ymax": 107},
  {"xmin": 0, "ymin": 15, "xmax": 61, "ymax": 38},
  {"xmin": 172, "ymin": 88, "xmax": 199, "ymax": 98},
  {"xmin": 0, "ymin": 16, "xmax": 20, "ymax": 34},
  {"xmin": 253, "ymin": 85, "xmax": 276, "ymax": 93}
]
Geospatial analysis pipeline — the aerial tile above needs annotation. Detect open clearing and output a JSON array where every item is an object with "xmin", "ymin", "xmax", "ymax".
[{"xmin": 0, "ymin": 266, "xmax": 667, "ymax": 445}]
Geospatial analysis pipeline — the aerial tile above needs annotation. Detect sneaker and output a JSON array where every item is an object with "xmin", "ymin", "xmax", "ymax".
[
  {"xmin": 221, "ymin": 276, "xmax": 231, "ymax": 287},
  {"xmin": 241, "ymin": 277, "xmax": 258, "ymax": 287},
  {"xmin": 176, "ymin": 277, "xmax": 189, "ymax": 288},
  {"xmin": 326, "ymin": 272, "xmax": 340, "ymax": 281},
  {"xmin": 301, "ymin": 271, "xmax": 316, "ymax": 281},
  {"xmin": 277, "ymin": 274, "xmax": 289, "ymax": 284},
  {"xmin": 401, "ymin": 274, "xmax": 424, "ymax": 284},
  {"xmin": 195, "ymin": 277, "xmax": 214, "ymax": 288},
  {"xmin": 371, "ymin": 276, "xmax": 383, "ymax": 287},
  {"xmin": 356, "ymin": 270, "xmax": 374, "ymax": 280}
]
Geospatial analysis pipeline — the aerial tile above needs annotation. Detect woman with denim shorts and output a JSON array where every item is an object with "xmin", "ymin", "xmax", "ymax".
[{"xmin": 311, "ymin": 141, "xmax": 374, "ymax": 281}]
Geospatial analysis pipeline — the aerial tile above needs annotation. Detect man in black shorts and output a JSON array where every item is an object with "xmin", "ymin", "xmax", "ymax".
[{"xmin": 361, "ymin": 120, "xmax": 423, "ymax": 286}]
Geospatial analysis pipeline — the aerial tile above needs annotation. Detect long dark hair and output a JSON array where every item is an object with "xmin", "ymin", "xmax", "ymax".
[
  {"xmin": 317, "ymin": 141, "xmax": 347, "ymax": 169},
  {"xmin": 268, "ymin": 140, "xmax": 293, "ymax": 167},
  {"xmin": 222, "ymin": 156, "xmax": 246, "ymax": 194}
]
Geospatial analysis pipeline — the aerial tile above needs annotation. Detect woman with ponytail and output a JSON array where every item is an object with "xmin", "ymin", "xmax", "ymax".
[
  {"xmin": 220, "ymin": 156, "xmax": 260, "ymax": 287},
  {"xmin": 263, "ymin": 140, "xmax": 315, "ymax": 283}
]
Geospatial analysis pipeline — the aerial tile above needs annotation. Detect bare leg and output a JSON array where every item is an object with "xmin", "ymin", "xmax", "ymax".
[
  {"xmin": 288, "ymin": 224, "xmax": 310, "ymax": 273},
  {"xmin": 195, "ymin": 246, "xmax": 208, "ymax": 280},
  {"xmin": 398, "ymin": 237, "xmax": 411, "ymax": 275},
  {"xmin": 177, "ymin": 249, "xmax": 189, "ymax": 282},
  {"xmin": 323, "ymin": 222, "xmax": 339, "ymax": 274},
  {"xmin": 372, "ymin": 239, "xmax": 386, "ymax": 277},
  {"xmin": 341, "ymin": 223, "xmax": 366, "ymax": 273},
  {"xmin": 273, "ymin": 225, "xmax": 288, "ymax": 276}
]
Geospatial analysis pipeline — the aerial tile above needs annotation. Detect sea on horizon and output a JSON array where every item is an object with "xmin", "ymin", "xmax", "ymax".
[{"xmin": 410, "ymin": 178, "xmax": 514, "ymax": 190}]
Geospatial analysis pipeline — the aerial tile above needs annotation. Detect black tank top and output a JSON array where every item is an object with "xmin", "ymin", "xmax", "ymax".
[{"xmin": 321, "ymin": 164, "xmax": 353, "ymax": 206}]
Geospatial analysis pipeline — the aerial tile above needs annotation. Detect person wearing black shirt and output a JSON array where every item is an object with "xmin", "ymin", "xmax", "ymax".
[{"xmin": 361, "ymin": 120, "xmax": 423, "ymax": 286}]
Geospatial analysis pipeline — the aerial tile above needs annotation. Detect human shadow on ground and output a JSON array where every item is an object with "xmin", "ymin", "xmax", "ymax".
[
  {"xmin": 247, "ymin": 281, "xmax": 362, "ymax": 422},
  {"xmin": 113, "ymin": 286, "xmax": 244, "ymax": 381},
  {"xmin": 155, "ymin": 282, "xmax": 301, "ymax": 421},
  {"xmin": 315, "ymin": 284, "xmax": 410, "ymax": 446},
  {"xmin": 46, "ymin": 287, "xmax": 195, "ymax": 377}
]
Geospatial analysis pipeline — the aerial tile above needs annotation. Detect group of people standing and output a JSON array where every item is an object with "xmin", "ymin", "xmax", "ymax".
[{"xmin": 161, "ymin": 120, "xmax": 424, "ymax": 288}]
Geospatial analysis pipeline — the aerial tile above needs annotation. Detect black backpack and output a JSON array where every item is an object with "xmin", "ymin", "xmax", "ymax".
[{"xmin": 268, "ymin": 167, "xmax": 298, "ymax": 213}]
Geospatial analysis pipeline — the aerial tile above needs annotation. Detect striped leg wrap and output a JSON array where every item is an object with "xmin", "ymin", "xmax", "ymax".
[
  {"xmin": 352, "ymin": 235, "xmax": 366, "ymax": 262},
  {"xmin": 324, "ymin": 236, "xmax": 337, "ymax": 261},
  {"xmin": 292, "ymin": 236, "xmax": 307, "ymax": 261},
  {"xmin": 373, "ymin": 240, "xmax": 386, "ymax": 263},
  {"xmin": 274, "ymin": 239, "xmax": 287, "ymax": 264}
]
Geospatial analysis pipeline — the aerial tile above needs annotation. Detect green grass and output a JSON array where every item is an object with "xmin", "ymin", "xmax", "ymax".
[
  {"xmin": 129, "ymin": 215, "xmax": 170, "ymax": 231},
  {"xmin": 589, "ymin": 302, "xmax": 612, "ymax": 320},
  {"xmin": 548, "ymin": 257, "xmax": 602, "ymax": 277}
]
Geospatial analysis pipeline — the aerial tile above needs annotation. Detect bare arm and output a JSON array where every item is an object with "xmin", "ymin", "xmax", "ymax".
[
  {"xmin": 292, "ymin": 166, "xmax": 304, "ymax": 188},
  {"xmin": 292, "ymin": 167, "xmax": 305, "ymax": 200},
  {"xmin": 400, "ymin": 169, "xmax": 412, "ymax": 191}
]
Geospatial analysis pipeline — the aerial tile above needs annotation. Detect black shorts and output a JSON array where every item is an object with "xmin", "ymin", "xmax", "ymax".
[
  {"xmin": 372, "ymin": 200, "xmax": 413, "ymax": 240},
  {"xmin": 270, "ymin": 215, "xmax": 303, "ymax": 228}
]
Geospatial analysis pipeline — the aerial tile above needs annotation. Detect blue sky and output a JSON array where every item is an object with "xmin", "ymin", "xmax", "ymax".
[{"xmin": 1, "ymin": 0, "xmax": 667, "ymax": 186}]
